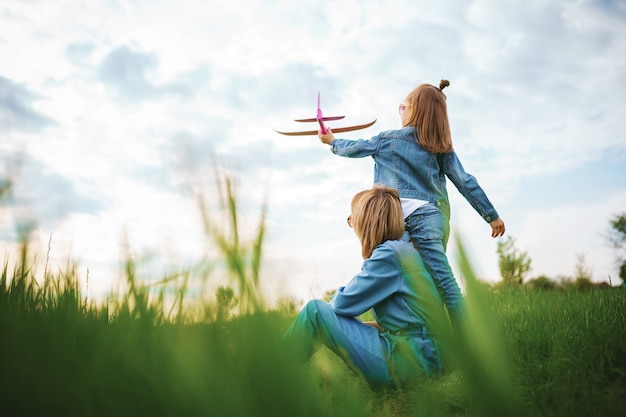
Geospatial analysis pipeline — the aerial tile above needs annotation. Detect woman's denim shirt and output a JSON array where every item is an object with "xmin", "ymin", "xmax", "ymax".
[
  {"xmin": 331, "ymin": 126, "xmax": 499, "ymax": 222},
  {"xmin": 330, "ymin": 239, "xmax": 446, "ymax": 335}
]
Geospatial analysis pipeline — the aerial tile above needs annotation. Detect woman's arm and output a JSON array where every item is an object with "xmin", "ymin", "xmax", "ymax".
[{"xmin": 330, "ymin": 243, "xmax": 401, "ymax": 317}]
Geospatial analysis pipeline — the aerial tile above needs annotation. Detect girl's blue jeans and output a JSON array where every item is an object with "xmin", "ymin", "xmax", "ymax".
[
  {"xmin": 404, "ymin": 202, "xmax": 464, "ymax": 321},
  {"xmin": 281, "ymin": 299, "xmax": 441, "ymax": 389}
]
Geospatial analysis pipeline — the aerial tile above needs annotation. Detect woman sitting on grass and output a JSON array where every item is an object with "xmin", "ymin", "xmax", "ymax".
[{"xmin": 281, "ymin": 185, "xmax": 450, "ymax": 389}]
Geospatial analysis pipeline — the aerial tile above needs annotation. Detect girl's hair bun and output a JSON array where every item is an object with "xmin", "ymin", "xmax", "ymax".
[{"xmin": 439, "ymin": 79, "xmax": 450, "ymax": 90}]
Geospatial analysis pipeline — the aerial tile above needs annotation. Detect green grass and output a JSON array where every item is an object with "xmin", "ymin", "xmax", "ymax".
[
  {"xmin": 1, "ymin": 177, "xmax": 625, "ymax": 416},
  {"xmin": 2, "ymin": 258, "xmax": 624, "ymax": 417},
  {"xmin": 496, "ymin": 287, "xmax": 626, "ymax": 416}
]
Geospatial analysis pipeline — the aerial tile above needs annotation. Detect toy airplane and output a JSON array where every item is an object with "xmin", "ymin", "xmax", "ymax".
[{"xmin": 274, "ymin": 92, "xmax": 377, "ymax": 136}]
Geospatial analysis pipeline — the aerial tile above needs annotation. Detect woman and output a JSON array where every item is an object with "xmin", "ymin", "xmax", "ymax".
[{"xmin": 281, "ymin": 186, "xmax": 448, "ymax": 389}]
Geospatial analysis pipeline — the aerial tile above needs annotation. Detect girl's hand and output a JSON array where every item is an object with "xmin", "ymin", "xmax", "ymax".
[
  {"xmin": 318, "ymin": 128, "xmax": 334, "ymax": 145},
  {"xmin": 489, "ymin": 218, "xmax": 505, "ymax": 238}
]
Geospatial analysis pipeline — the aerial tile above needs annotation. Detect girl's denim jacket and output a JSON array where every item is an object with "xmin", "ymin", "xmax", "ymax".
[{"xmin": 330, "ymin": 126, "xmax": 499, "ymax": 222}]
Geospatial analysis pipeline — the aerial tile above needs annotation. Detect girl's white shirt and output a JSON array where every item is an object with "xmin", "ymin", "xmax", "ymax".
[{"xmin": 400, "ymin": 198, "xmax": 428, "ymax": 219}]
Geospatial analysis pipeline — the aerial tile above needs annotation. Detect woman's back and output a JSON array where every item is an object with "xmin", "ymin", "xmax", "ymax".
[{"xmin": 331, "ymin": 239, "xmax": 446, "ymax": 335}]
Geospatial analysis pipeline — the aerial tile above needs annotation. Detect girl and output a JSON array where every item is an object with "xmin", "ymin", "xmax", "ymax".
[
  {"xmin": 318, "ymin": 80, "xmax": 505, "ymax": 322},
  {"xmin": 281, "ymin": 186, "xmax": 447, "ymax": 389}
]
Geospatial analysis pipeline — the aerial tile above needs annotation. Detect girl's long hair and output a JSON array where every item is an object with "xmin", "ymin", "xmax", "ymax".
[
  {"xmin": 403, "ymin": 79, "xmax": 453, "ymax": 154},
  {"xmin": 351, "ymin": 185, "xmax": 405, "ymax": 259}
]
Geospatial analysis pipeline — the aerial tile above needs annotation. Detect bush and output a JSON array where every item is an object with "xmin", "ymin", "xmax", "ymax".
[{"xmin": 525, "ymin": 275, "xmax": 557, "ymax": 291}]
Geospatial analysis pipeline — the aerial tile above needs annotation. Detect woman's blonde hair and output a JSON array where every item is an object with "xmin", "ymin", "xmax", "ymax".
[
  {"xmin": 350, "ymin": 185, "xmax": 405, "ymax": 259},
  {"xmin": 403, "ymin": 79, "xmax": 453, "ymax": 154}
]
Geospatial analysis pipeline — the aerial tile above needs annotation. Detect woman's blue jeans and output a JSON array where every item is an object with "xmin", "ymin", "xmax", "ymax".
[{"xmin": 281, "ymin": 299, "xmax": 441, "ymax": 389}]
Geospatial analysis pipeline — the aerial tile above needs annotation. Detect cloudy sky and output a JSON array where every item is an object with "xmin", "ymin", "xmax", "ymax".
[{"xmin": 1, "ymin": 0, "xmax": 625, "ymax": 303}]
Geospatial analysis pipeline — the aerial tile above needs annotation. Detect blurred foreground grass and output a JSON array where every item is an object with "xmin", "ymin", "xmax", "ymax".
[{"xmin": 1, "ymin": 177, "xmax": 625, "ymax": 416}]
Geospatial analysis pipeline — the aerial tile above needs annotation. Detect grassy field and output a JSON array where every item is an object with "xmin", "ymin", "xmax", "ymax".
[
  {"xmin": 1, "ymin": 240, "xmax": 624, "ymax": 417},
  {"xmin": 1, "ymin": 180, "xmax": 625, "ymax": 416}
]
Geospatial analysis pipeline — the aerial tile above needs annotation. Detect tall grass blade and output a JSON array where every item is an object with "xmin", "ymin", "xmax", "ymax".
[{"xmin": 453, "ymin": 232, "xmax": 527, "ymax": 417}]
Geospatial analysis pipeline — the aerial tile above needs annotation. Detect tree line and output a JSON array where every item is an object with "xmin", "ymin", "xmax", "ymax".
[{"xmin": 497, "ymin": 212, "xmax": 626, "ymax": 289}]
